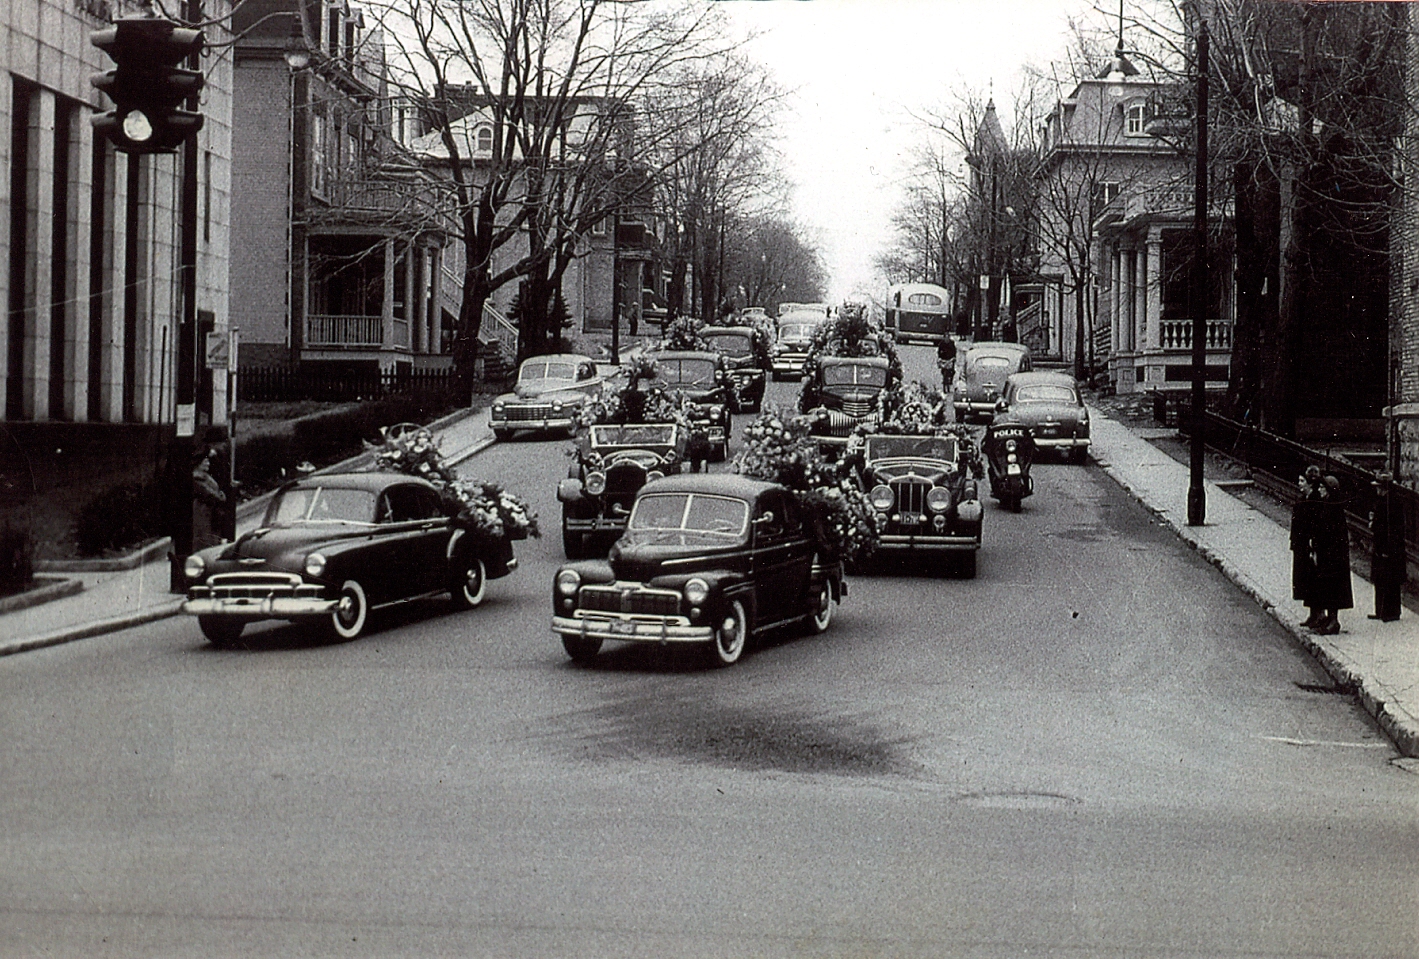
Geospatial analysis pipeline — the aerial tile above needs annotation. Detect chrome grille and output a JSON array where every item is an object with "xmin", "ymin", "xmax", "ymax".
[
  {"xmin": 842, "ymin": 398, "xmax": 874, "ymax": 418},
  {"xmin": 506, "ymin": 404, "xmax": 553, "ymax": 422},
  {"xmin": 194, "ymin": 572, "xmax": 321, "ymax": 601},
  {"xmin": 892, "ymin": 478, "xmax": 929, "ymax": 515},
  {"xmin": 579, "ymin": 585, "xmax": 682, "ymax": 616},
  {"xmin": 605, "ymin": 461, "xmax": 648, "ymax": 495}
]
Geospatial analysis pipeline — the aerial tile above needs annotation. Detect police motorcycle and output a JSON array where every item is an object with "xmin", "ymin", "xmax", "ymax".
[{"xmin": 982, "ymin": 401, "xmax": 1035, "ymax": 512}]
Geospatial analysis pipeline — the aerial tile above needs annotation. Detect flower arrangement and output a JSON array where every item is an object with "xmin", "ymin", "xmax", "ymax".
[
  {"xmin": 800, "ymin": 303, "xmax": 903, "ymax": 385},
  {"xmin": 733, "ymin": 406, "xmax": 878, "ymax": 566},
  {"xmin": 849, "ymin": 382, "xmax": 985, "ymax": 478},
  {"xmin": 366, "ymin": 424, "xmax": 539, "ymax": 545},
  {"xmin": 575, "ymin": 356, "xmax": 696, "ymax": 432},
  {"xmin": 655, "ymin": 316, "xmax": 711, "ymax": 352}
]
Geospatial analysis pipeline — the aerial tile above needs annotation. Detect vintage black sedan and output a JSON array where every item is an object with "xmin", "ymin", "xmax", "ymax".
[
  {"xmin": 552, "ymin": 474, "xmax": 845, "ymax": 666},
  {"xmin": 952, "ymin": 342, "xmax": 1032, "ymax": 423},
  {"xmin": 558, "ymin": 422, "xmax": 686, "ymax": 558},
  {"xmin": 701, "ymin": 325, "xmax": 770, "ymax": 413},
  {"xmin": 996, "ymin": 371, "xmax": 1091, "ymax": 463},
  {"xmin": 857, "ymin": 432, "xmax": 983, "ymax": 577},
  {"xmin": 799, "ymin": 355, "xmax": 895, "ymax": 452},
  {"xmin": 771, "ymin": 313, "xmax": 822, "ymax": 380},
  {"xmin": 491, "ymin": 353, "xmax": 603, "ymax": 440},
  {"xmin": 644, "ymin": 350, "xmax": 734, "ymax": 461},
  {"xmin": 181, "ymin": 473, "xmax": 514, "ymax": 645}
]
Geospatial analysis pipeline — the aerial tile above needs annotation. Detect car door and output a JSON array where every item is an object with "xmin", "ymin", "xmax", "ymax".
[
  {"xmin": 375, "ymin": 484, "xmax": 447, "ymax": 600},
  {"xmin": 751, "ymin": 491, "xmax": 813, "ymax": 627}
]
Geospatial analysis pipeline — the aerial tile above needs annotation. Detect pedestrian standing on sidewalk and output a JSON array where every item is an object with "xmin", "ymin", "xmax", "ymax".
[
  {"xmin": 1291, "ymin": 466, "xmax": 1323, "ymax": 628},
  {"xmin": 1309, "ymin": 473, "xmax": 1354, "ymax": 635},
  {"xmin": 1368, "ymin": 472, "xmax": 1406, "ymax": 622}
]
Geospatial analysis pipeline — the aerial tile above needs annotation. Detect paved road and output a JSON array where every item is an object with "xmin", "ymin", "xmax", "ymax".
[{"xmin": 0, "ymin": 352, "xmax": 1415, "ymax": 957}]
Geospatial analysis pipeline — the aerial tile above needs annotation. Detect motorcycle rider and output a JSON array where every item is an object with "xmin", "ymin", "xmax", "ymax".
[{"xmin": 936, "ymin": 336, "xmax": 956, "ymax": 392}]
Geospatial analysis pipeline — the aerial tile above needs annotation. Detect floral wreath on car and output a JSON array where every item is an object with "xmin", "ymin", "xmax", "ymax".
[
  {"xmin": 707, "ymin": 313, "xmax": 775, "ymax": 367},
  {"xmin": 367, "ymin": 424, "xmax": 539, "ymax": 547},
  {"xmin": 731, "ymin": 406, "xmax": 878, "ymax": 567},
  {"xmin": 574, "ymin": 355, "xmax": 695, "ymax": 432},
  {"xmin": 847, "ymin": 382, "xmax": 985, "ymax": 478},
  {"xmin": 651, "ymin": 316, "xmax": 712, "ymax": 352},
  {"xmin": 798, "ymin": 303, "xmax": 903, "ymax": 386}
]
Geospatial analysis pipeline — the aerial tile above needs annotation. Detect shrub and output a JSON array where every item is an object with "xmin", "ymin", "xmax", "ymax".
[
  {"xmin": 75, "ymin": 481, "xmax": 163, "ymax": 557},
  {"xmin": 0, "ymin": 520, "xmax": 34, "ymax": 596}
]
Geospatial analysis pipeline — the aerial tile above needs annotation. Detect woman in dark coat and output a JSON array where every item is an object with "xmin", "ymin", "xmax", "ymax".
[
  {"xmin": 1291, "ymin": 467, "xmax": 1323, "ymax": 627},
  {"xmin": 1308, "ymin": 474, "xmax": 1354, "ymax": 634}
]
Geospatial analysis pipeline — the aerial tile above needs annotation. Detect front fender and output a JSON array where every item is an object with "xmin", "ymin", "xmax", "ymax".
[{"xmin": 557, "ymin": 478, "xmax": 586, "ymax": 504}]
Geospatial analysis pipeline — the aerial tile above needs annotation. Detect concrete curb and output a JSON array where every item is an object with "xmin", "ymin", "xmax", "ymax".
[
  {"xmin": 37, "ymin": 536, "xmax": 172, "ymax": 574},
  {"xmin": 0, "ymin": 599, "xmax": 184, "ymax": 657},
  {"xmin": 1092, "ymin": 436, "xmax": 1419, "ymax": 758},
  {"xmin": 0, "ymin": 575, "xmax": 84, "ymax": 614}
]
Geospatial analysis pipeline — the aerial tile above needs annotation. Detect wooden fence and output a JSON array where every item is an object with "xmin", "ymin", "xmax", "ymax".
[{"xmin": 238, "ymin": 366, "xmax": 469, "ymax": 403}]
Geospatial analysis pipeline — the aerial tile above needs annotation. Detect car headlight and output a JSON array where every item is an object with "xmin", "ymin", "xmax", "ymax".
[
  {"xmin": 663, "ymin": 448, "xmax": 677, "ymax": 464},
  {"xmin": 303, "ymin": 553, "xmax": 327, "ymax": 578},
  {"xmin": 926, "ymin": 487, "xmax": 952, "ymax": 513},
  {"xmin": 585, "ymin": 471, "xmax": 606, "ymax": 495},
  {"xmin": 183, "ymin": 554, "xmax": 206, "ymax": 580},
  {"xmin": 556, "ymin": 569, "xmax": 581, "ymax": 596},
  {"xmin": 552, "ymin": 400, "xmax": 564, "ymax": 412},
  {"xmin": 683, "ymin": 577, "xmax": 709, "ymax": 605},
  {"xmin": 493, "ymin": 402, "xmax": 505, "ymax": 414},
  {"xmin": 870, "ymin": 484, "xmax": 894, "ymax": 510}
]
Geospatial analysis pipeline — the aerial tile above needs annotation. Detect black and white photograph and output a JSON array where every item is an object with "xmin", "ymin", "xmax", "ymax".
[{"xmin": 1, "ymin": 0, "xmax": 1417, "ymax": 954}]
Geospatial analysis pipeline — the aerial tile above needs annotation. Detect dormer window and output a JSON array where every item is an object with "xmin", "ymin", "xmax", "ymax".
[
  {"xmin": 1125, "ymin": 101, "xmax": 1149, "ymax": 137},
  {"xmin": 476, "ymin": 124, "xmax": 493, "ymax": 154}
]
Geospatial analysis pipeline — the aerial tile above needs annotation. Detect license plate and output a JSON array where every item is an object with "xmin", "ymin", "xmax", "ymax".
[
  {"xmin": 611, "ymin": 619, "xmax": 638, "ymax": 635},
  {"xmin": 899, "ymin": 513, "xmax": 923, "ymax": 525},
  {"xmin": 1007, "ymin": 464, "xmax": 1021, "ymax": 475}
]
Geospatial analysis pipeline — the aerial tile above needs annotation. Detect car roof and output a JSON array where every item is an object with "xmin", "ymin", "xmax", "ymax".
[
  {"xmin": 820, "ymin": 354, "xmax": 889, "ymax": 366},
  {"xmin": 1007, "ymin": 371, "xmax": 1079, "ymax": 389},
  {"xmin": 965, "ymin": 341, "xmax": 1029, "ymax": 355},
  {"xmin": 281, "ymin": 472, "xmax": 437, "ymax": 493},
  {"xmin": 520, "ymin": 353, "xmax": 594, "ymax": 367},
  {"xmin": 638, "ymin": 473, "xmax": 779, "ymax": 501},
  {"xmin": 702, "ymin": 326, "xmax": 754, "ymax": 336}
]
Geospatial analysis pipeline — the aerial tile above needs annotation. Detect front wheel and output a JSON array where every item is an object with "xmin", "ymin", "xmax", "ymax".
[
  {"xmin": 328, "ymin": 579, "xmax": 369, "ymax": 640},
  {"xmin": 198, "ymin": 616, "xmax": 245, "ymax": 647},
  {"xmin": 709, "ymin": 599, "xmax": 749, "ymax": 666},
  {"xmin": 806, "ymin": 579, "xmax": 834, "ymax": 635},
  {"xmin": 448, "ymin": 556, "xmax": 487, "ymax": 609},
  {"xmin": 563, "ymin": 635, "xmax": 603, "ymax": 662},
  {"xmin": 1069, "ymin": 447, "xmax": 1087, "ymax": 465}
]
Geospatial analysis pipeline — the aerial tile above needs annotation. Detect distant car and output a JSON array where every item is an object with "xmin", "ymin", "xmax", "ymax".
[
  {"xmin": 558, "ymin": 422, "xmax": 687, "ymax": 558},
  {"xmin": 799, "ymin": 355, "xmax": 895, "ymax": 450},
  {"xmin": 551, "ymin": 474, "xmax": 845, "ymax": 666},
  {"xmin": 771, "ymin": 315, "xmax": 822, "ymax": 380},
  {"xmin": 701, "ymin": 325, "xmax": 770, "ymax": 413},
  {"xmin": 856, "ymin": 433, "xmax": 983, "ymax": 577},
  {"xmin": 996, "ymin": 371, "xmax": 1091, "ymax": 463},
  {"xmin": 491, "ymin": 354, "xmax": 603, "ymax": 440},
  {"xmin": 952, "ymin": 342, "xmax": 1032, "ymax": 422},
  {"xmin": 181, "ymin": 473, "xmax": 514, "ymax": 645},
  {"xmin": 644, "ymin": 350, "xmax": 734, "ymax": 462}
]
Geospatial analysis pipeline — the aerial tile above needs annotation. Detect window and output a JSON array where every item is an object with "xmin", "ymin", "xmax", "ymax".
[
  {"xmin": 476, "ymin": 124, "xmax": 493, "ymax": 155},
  {"xmin": 1125, "ymin": 101, "xmax": 1148, "ymax": 136},
  {"xmin": 328, "ymin": 6, "xmax": 341, "ymax": 56},
  {"xmin": 590, "ymin": 217, "xmax": 607, "ymax": 236},
  {"xmin": 1091, "ymin": 181, "xmax": 1120, "ymax": 213},
  {"xmin": 311, "ymin": 114, "xmax": 328, "ymax": 196}
]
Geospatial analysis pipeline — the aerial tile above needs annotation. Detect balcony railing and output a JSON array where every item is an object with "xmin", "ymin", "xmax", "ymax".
[
  {"xmin": 316, "ymin": 177, "xmax": 449, "ymax": 224},
  {"xmin": 307, "ymin": 314, "xmax": 383, "ymax": 347},
  {"xmin": 1159, "ymin": 318, "xmax": 1234, "ymax": 351}
]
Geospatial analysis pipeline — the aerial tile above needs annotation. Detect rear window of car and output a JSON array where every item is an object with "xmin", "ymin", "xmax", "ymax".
[
  {"xmin": 778, "ymin": 324, "xmax": 812, "ymax": 339},
  {"xmin": 704, "ymin": 334, "xmax": 752, "ymax": 356},
  {"xmin": 630, "ymin": 493, "xmax": 749, "ymax": 536},
  {"xmin": 654, "ymin": 359, "xmax": 717, "ymax": 386},
  {"xmin": 971, "ymin": 356, "xmax": 1013, "ymax": 370},
  {"xmin": 1015, "ymin": 385, "xmax": 1078, "ymax": 403},
  {"xmin": 269, "ymin": 487, "xmax": 377, "ymax": 524}
]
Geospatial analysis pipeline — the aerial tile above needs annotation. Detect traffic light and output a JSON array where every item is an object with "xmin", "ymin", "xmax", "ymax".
[{"xmin": 91, "ymin": 17, "xmax": 205, "ymax": 154}]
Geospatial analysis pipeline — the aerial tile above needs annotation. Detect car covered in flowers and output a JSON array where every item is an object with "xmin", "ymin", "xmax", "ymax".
[
  {"xmin": 771, "ymin": 313, "xmax": 822, "ymax": 380},
  {"xmin": 558, "ymin": 422, "xmax": 687, "ymax": 558},
  {"xmin": 491, "ymin": 353, "xmax": 603, "ymax": 440},
  {"xmin": 181, "ymin": 472, "xmax": 522, "ymax": 645},
  {"xmin": 857, "ymin": 432, "xmax": 984, "ymax": 577},
  {"xmin": 701, "ymin": 325, "xmax": 771, "ymax": 413},
  {"xmin": 799, "ymin": 355, "xmax": 895, "ymax": 451},
  {"xmin": 643, "ymin": 350, "xmax": 734, "ymax": 462},
  {"xmin": 995, "ymin": 371, "xmax": 1090, "ymax": 463},
  {"xmin": 952, "ymin": 342, "xmax": 1032, "ymax": 423},
  {"xmin": 552, "ymin": 474, "xmax": 844, "ymax": 666}
]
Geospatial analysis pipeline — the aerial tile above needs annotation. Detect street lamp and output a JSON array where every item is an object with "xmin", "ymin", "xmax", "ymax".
[{"xmin": 1187, "ymin": 18, "xmax": 1209, "ymax": 526}]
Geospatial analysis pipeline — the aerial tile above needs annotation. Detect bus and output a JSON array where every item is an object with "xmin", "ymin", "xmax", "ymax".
[{"xmin": 884, "ymin": 282, "xmax": 952, "ymax": 345}]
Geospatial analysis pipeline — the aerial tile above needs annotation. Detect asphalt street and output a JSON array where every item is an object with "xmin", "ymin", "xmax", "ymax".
[{"xmin": 0, "ymin": 346, "xmax": 1415, "ymax": 958}]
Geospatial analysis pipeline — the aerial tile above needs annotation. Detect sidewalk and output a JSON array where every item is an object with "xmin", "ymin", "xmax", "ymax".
[
  {"xmin": 2, "ymin": 401, "xmax": 1416, "ymax": 758},
  {"xmin": 0, "ymin": 404, "xmax": 496, "ymax": 655}
]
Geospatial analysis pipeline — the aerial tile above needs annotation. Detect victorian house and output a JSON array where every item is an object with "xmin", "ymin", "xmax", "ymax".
[{"xmin": 231, "ymin": 0, "xmax": 457, "ymax": 374}]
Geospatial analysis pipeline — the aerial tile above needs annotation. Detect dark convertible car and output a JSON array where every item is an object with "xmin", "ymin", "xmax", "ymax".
[
  {"xmin": 558, "ymin": 422, "xmax": 687, "ymax": 558},
  {"xmin": 551, "ymin": 474, "xmax": 845, "ymax": 666},
  {"xmin": 182, "ymin": 473, "xmax": 514, "ymax": 644},
  {"xmin": 858, "ymin": 432, "xmax": 983, "ymax": 577}
]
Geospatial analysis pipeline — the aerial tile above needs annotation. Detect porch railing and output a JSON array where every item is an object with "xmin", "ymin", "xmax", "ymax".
[
  {"xmin": 307, "ymin": 314, "xmax": 383, "ymax": 348},
  {"xmin": 1159, "ymin": 318, "xmax": 1234, "ymax": 351}
]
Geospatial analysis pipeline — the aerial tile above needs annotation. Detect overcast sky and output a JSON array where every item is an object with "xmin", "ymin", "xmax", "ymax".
[{"xmin": 714, "ymin": 0, "xmax": 1098, "ymax": 304}]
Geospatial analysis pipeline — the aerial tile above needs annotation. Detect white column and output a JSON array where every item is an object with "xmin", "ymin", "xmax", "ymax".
[
  {"xmin": 1111, "ymin": 246, "xmax": 1122, "ymax": 354},
  {"xmin": 23, "ymin": 88, "xmax": 56, "ymax": 420},
  {"xmin": 382, "ymin": 237, "xmax": 395, "ymax": 356},
  {"xmin": 1146, "ymin": 235, "xmax": 1163, "ymax": 350}
]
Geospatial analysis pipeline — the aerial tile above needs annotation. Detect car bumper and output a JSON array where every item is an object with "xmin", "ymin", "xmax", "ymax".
[
  {"xmin": 772, "ymin": 356, "xmax": 807, "ymax": 376},
  {"xmin": 1032, "ymin": 436, "xmax": 1090, "ymax": 450},
  {"xmin": 564, "ymin": 515, "xmax": 628, "ymax": 534},
  {"xmin": 876, "ymin": 534, "xmax": 980, "ymax": 552},
  {"xmin": 552, "ymin": 612, "xmax": 712, "ymax": 643},
  {"xmin": 491, "ymin": 415, "xmax": 577, "ymax": 433},
  {"xmin": 183, "ymin": 594, "xmax": 336, "ymax": 619},
  {"xmin": 954, "ymin": 400, "xmax": 999, "ymax": 416}
]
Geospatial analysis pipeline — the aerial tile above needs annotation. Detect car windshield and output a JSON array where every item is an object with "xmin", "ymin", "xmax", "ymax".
[
  {"xmin": 778, "ymin": 324, "xmax": 812, "ymax": 340},
  {"xmin": 703, "ymin": 334, "xmax": 752, "ymax": 357},
  {"xmin": 823, "ymin": 364, "xmax": 887, "ymax": 388},
  {"xmin": 866, "ymin": 436, "xmax": 957, "ymax": 462},
  {"xmin": 971, "ymin": 355, "xmax": 1014, "ymax": 371},
  {"xmin": 1015, "ymin": 384, "xmax": 1078, "ymax": 404},
  {"xmin": 269, "ymin": 486, "xmax": 377, "ymax": 525},
  {"xmin": 521, "ymin": 361, "xmax": 576, "ymax": 381},
  {"xmin": 629, "ymin": 493, "xmax": 749, "ymax": 537},
  {"xmin": 654, "ymin": 359, "xmax": 717, "ymax": 386},
  {"xmin": 591, "ymin": 424, "xmax": 677, "ymax": 448}
]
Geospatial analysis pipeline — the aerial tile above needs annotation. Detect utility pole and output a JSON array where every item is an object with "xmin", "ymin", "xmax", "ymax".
[{"xmin": 1187, "ymin": 18, "xmax": 1209, "ymax": 526}]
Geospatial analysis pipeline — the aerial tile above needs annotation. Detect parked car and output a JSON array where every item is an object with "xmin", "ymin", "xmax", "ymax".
[
  {"xmin": 702, "ymin": 325, "xmax": 770, "ymax": 413},
  {"xmin": 856, "ymin": 432, "xmax": 983, "ymax": 577},
  {"xmin": 995, "ymin": 371, "xmax": 1091, "ymax": 463},
  {"xmin": 799, "ymin": 355, "xmax": 895, "ymax": 452},
  {"xmin": 558, "ymin": 422, "xmax": 687, "ymax": 558},
  {"xmin": 644, "ymin": 350, "xmax": 734, "ymax": 461},
  {"xmin": 551, "ymin": 474, "xmax": 845, "ymax": 666},
  {"xmin": 181, "ymin": 473, "xmax": 514, "ymax": 645},
  {"xmin": 771, "ymin": 314, "xmax": 821, "ymax": 380},
  {"xmin": 491, "ymin": 353, "xmax": 603, "ymax": 440},
  {"xmin": 952, "ymin": 342, "xmax": 1032, "ymax": 423}
]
